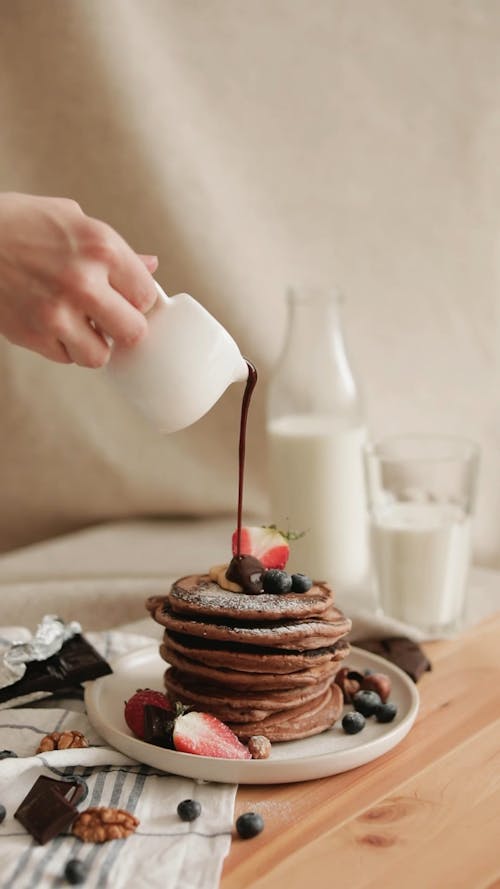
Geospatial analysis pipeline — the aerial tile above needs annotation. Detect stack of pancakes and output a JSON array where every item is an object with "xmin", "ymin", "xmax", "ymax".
[{"xmin": 146, "ymin": 574, "xmax": 351, "ymax": 742}]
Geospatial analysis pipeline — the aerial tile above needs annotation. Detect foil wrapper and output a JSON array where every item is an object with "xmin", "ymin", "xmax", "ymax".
[{"xmin": 0, "ymin": 615, "xmax": 81, "ymax": 690}]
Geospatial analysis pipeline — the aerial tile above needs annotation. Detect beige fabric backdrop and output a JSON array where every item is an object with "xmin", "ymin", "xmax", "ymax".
[{"xmin": 0, "ymin": 0, "xmax": 499, "ymax": 565}]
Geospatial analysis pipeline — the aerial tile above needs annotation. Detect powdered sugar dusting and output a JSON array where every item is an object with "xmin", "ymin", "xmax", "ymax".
[
  {"xmin": 247, "ymin": 797, "xmax": 295, "ymax": 821},
  {"xmin": 169, "ymin": 575, "xmax": 334, "ymax": 620}
]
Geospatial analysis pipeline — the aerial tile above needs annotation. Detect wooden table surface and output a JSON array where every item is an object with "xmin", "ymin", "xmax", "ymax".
[{"xmin": 221, "ymin": 613, "xmax": 500, "ymax": 889}]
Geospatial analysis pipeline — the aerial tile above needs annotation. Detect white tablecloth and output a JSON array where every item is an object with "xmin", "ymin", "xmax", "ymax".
[{"xmin": 0, "ymin": 626, "xmax": 236, "ymax": 889}]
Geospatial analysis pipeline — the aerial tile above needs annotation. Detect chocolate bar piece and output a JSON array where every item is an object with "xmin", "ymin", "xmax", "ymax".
[
  {"xmin": 226, "ymin": 555, "xmax": 264, "ymax": 595},
  {"xmin": 143, "ymin": 704, "xmax": 174, "ymax": 748},
  {"xmin": 15, "ymin": 775, "xmax": 85, "ymax": 844},
  {"xmin": 355, "ymin": 636, "xmax": 432, "ymax": 682},
  {"xmin": 0, "ymin": 634, "xmax": 112, "ymax": 705}
]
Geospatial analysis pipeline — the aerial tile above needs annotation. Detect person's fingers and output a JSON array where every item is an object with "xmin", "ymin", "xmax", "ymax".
[
  {"xmin": 137, "ymin": 254, "xmax": 159, "ymax": 274},
  {"xmin": 107, "ymin": 246, "xmax": 158, "ymax": 314},
  {"xmin": 57, "ymin": 316, "xmax": 111, "ymax": 368},
  {"xmin": 63, "ymin": 216, "xmax": 158, "ymax": 315},
  {"xmin": 80, "ymin": 220, "xmax": 158, "ymax": 315},
  {"xmin": 86, "ymin": 284, "xmax": 148, "ymax": 347}
]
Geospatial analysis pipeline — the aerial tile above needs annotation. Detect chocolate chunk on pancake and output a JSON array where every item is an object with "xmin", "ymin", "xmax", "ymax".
[
  {"xmin": 163, "ymin": 574, "xmax": 335, "ymax": 621},
  {"xmin": 163, "ymin": 630, "xmax": 350, "ymax": 673}
]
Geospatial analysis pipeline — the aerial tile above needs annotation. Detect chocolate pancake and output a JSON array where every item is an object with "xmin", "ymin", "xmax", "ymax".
[
  {"xmin": 164, "ymin": 574, "xmax": 335, "ymax": 621},
  {"xmin": 160, "ymin": 642, "xmax": 343, "ymax": 690},
  {"xmin": 150, "ymin": 602, "xmax": 351, "ymax": 650},
  {"xmin": 147, "ymin": 571, "xmax": 351, "ymax": 743},
  {"xmin": 163, "ymin": 630, "xmax": 350, "ymax": 673},
  {"xmin": 228, "ymin": 684, "xmax": 344, "ymax": 742},
  {"xmin": 163, "ymin": 667, "xmax": 333, "ymax": 721}
]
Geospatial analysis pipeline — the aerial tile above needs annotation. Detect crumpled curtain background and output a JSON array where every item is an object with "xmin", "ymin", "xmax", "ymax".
[{"xmin": 0, "ymin": 0, "xmax": 498, "ymax": 565}]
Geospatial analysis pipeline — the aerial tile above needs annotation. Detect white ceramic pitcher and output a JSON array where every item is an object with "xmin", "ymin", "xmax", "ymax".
[{"xmin": 105, "ymin": 282, "xmax": 249, "ymax": 433}]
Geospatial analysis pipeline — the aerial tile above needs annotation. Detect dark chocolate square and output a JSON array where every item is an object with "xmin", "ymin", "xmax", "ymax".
[
  {"xmin": 15, "ymin": 776, "xmax": 85, "ymax": 844},
  {"xmin": 355, "ymin": 636, "xmax": 432, "ymax": 682},
  {"xmin": 143, "ymin": 704, "xmax": 174, "ymax": 748},
  {"xmin": 0, "ymin": 634, "xmax": 112, "ymax": 705}
]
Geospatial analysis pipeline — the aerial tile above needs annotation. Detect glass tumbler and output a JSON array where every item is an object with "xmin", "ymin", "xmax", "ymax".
[{"xmin": 364, "ymin": 435, "xmax": 479, "ymax": 635}]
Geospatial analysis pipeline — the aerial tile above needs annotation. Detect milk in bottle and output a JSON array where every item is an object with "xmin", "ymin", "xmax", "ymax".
[{"xmin": 267, "ymin": 289, "xmax": 368, "ymax": 591}]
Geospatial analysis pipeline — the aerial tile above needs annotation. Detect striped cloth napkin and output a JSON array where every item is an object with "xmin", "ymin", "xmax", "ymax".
[{"xmin": 0, "ymin": 630, "xmax": 236, "ymax": 889}]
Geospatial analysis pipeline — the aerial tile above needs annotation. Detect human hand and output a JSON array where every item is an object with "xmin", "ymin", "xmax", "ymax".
[{"xmin": 0, "ymin": 192, "xmax": 159, "ymax": 367}]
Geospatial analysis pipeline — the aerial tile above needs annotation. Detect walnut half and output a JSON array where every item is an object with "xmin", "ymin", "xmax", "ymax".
[
  {"xmin": 72, "ymin": 807, "xmax": 140, "ymax": 843},
  {"xmin": 37, "ymin": 730, "xmax": 89, "ymax": 753}
]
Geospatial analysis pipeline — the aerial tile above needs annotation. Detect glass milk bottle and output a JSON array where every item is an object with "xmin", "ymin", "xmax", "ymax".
[{"xmin": 267, "ymin": 287, "xmax": 369, "ymax": 592}]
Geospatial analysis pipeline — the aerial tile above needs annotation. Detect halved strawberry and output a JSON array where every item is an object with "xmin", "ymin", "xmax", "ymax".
[
  {"xmin": 173, "ymin": 710, "xmax": 251, "ymax": 759},
  {"xmin": 232, "ymin": 525, "xmax": 291, "ymax": 569},
  {"xmin": 124, "ymin": 689, "xmax": 173, "ymax": 739}
]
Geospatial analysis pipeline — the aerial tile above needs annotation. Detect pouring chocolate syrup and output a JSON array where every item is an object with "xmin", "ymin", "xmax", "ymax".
[
  {"xmin": 226, "ymin": 360, "xmax": 264, "ymax": 594},
  {"xmin": 236, "ymin": 360, "xmax": 258, "ymax": 557}
]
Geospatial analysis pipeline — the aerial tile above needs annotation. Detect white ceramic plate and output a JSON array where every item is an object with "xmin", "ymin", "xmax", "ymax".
[{"xmin": 85, "ymin": 645, "xmax": 419, "ymax": 784}]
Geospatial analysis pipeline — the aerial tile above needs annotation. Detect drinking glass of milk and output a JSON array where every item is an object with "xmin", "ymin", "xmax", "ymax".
[
  {"xmin": 364, "ymin": 435, "xmax": 480, "ymax": 635},
  {"xmin": 267, "ymin": 287, "xmax": 369, "ymax": 593}
]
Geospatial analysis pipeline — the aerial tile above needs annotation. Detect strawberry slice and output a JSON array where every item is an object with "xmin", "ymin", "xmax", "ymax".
[
  {"xmin": 173, "ymin": 711, "xmax": 251, "ymax": 759},
  {"xmin": 124, "ymin": 689, "xmax": 173, "ymax": 739},
  {"xmin": 232, "ymin": 524, "xmax": 291, "ymax": 570}
]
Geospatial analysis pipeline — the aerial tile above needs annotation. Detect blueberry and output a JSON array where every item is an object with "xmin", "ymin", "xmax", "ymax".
[
  {"xmin": 0, "ymin": 804, "xmax": 6, "ymax": 824},
  {"xmin": 290, "ymin": 573, "xmax": 313, "ymax": 593},
  {"xmin": 353, "ymin": 689, "xmax": 382, "ymax": 717},
  {"xmin": 177, "ymin": 799, "xmax": 202, "ymax": 822},
  {"xmin": 236, "ymin": 811, "xmax": 264, "ymax": 839},
  {"xmin": 262, "ymin": 570, "xmax": 292, "ymax": 594},
  {"xmin": 0, "ymin": 750, "xmax": 17, "ymax": 760},
  {"xmin": 342, "ymin": 712, "xmax": 366, "ymax": 735},
  {"xmin": 64, "ymin": 859, "xmax": 88, "ymax": 885},
  {"xmin": 375, "ymin": 702, "xmax": 398, "ymax": 723}
]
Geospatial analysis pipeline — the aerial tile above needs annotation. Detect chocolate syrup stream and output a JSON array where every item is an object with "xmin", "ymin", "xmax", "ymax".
[{"xmin": 236, "ymin": 360, "xmax": 258, "ymax": 558}]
